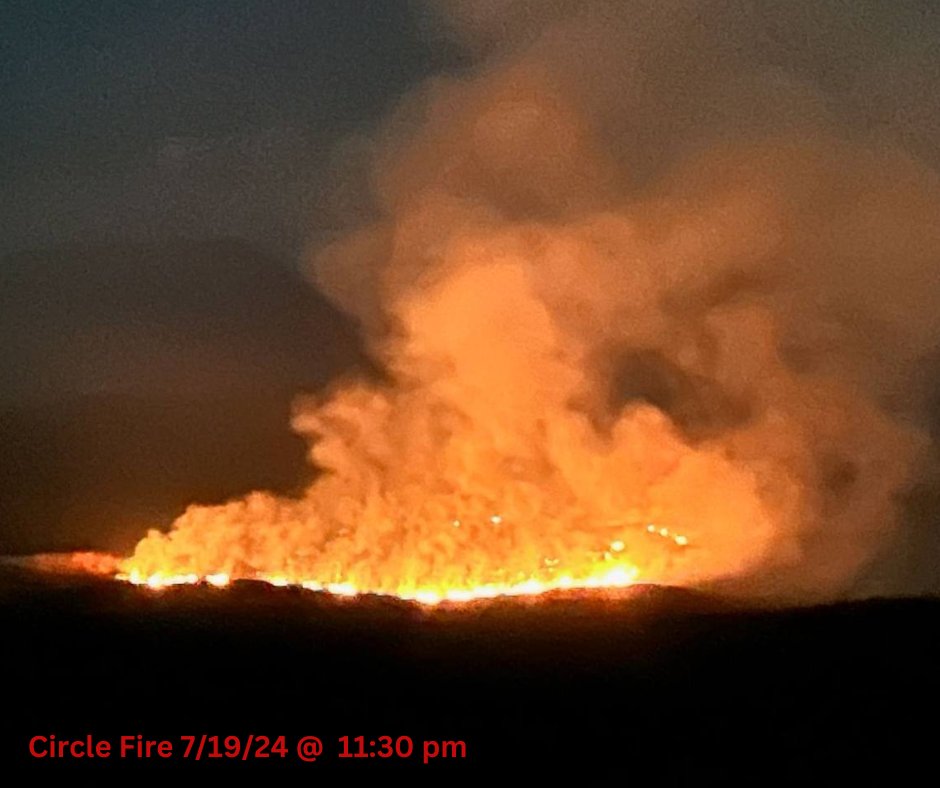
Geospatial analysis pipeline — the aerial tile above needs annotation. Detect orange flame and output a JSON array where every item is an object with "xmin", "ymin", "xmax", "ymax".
[
  {"xmin": 117, "ymin": 520, "xmax": 698, "ymax": 604},
  {"xmin": 118, "ymin": 505, "xmax": 700, "ymax": 604},
  {"xmin": 118, "ymin": 262, "xmax": 778, "ymax": 604}
]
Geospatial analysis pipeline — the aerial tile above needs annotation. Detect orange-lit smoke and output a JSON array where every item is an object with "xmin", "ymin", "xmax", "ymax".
[{"xmin": 123, "ymin": 1, "xmax": 940, "ymax": 602}]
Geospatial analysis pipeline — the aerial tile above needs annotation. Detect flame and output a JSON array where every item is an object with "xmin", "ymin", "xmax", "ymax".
[
  {"xmin": 118, "ymin": 564, "xmax": 642, "ymax": 605},
  {"xmin": 117, "ymin": 515, "xmax": 697, "ymax": 605},
  {"xmin": 117, "ymin": 263, "xmax": 774, "ymax": 605}
]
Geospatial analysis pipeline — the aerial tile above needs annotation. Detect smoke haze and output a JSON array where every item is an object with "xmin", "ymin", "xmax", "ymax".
[{"xmin": 127, "ymin": 0, "xmax": 940, "ymax": 601}]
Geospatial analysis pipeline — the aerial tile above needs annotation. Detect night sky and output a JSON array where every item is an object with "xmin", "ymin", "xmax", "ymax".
[
  {"xmin": 0, "ymin": 0, "xmax": 455, "ymax": 258},
  {"xmin": 1, "ymin": 1, "xmax": 940, "ymax": 594},
  {"xmin": 0, "ymin": 1, "xmax": 458, "ymax": 552}
]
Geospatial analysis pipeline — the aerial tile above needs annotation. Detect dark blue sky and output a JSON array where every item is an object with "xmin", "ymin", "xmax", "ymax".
[
  {"xmin": 0, "ymin": 0, "xmax": 455, "ymax": 258},
  {"xmin": 0, "ymin": 2, "xmax": 458, "ymax": 550},
  {"xmin": 4, "ymin": 1, "xmax": 940, "ymax": 261}
]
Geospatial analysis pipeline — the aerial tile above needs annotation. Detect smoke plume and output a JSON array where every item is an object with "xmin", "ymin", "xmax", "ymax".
[{"xmin": 126, "ymin": 0, "xmax": 940, "ymax": 601}]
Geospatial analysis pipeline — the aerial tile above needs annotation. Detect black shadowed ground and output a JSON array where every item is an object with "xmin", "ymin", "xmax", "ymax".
[{"xmin": 1, "ymin": 565, "xmax": 936, "ymax": 780}]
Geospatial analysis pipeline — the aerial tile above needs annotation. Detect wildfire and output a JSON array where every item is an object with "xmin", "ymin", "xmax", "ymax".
[
  {"xmin": 114, "ymin": 256, "xmax": 780, "ymax": 608},
  {"xmin": 116, "ymin": 517, "xmax": 691, "ymax": 606},
  {"xmin": 98, "ymin": 5, "xmax": 934, "ymax": 605}
]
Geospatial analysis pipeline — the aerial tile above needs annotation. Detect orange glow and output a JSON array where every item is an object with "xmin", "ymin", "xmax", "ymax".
[
  {"xmin": 113, "ymin": 57, "xmax": 933, "ymax": 604},
  {"xmin": 117, "ymin": 557, "xmax": 646, "ymax": 605},
  {"xmin": 116, "ymin": 515, "xmax": 698, "ymax": 604}
]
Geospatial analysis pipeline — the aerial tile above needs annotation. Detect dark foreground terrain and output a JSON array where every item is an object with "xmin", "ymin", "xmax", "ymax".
[{"xmin": 1, "ymin": 566, "xmax": 937, "ymax": 781}]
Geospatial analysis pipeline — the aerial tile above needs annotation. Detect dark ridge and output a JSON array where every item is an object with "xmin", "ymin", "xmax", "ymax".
[{"xmin": 0, "ymin": 565, "xmax": 936, "ymax": 778}]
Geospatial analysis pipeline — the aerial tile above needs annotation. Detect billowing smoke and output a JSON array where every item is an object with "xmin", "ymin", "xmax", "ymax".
[{"xmin": 125, "ymin": 1, "xmax": 940, "ymax": 601}]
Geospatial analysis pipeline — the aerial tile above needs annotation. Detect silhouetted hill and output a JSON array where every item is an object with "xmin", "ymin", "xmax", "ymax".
[{"xmin": 0, "ymin": 567, "xmax": 936, "ymax": 779}]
